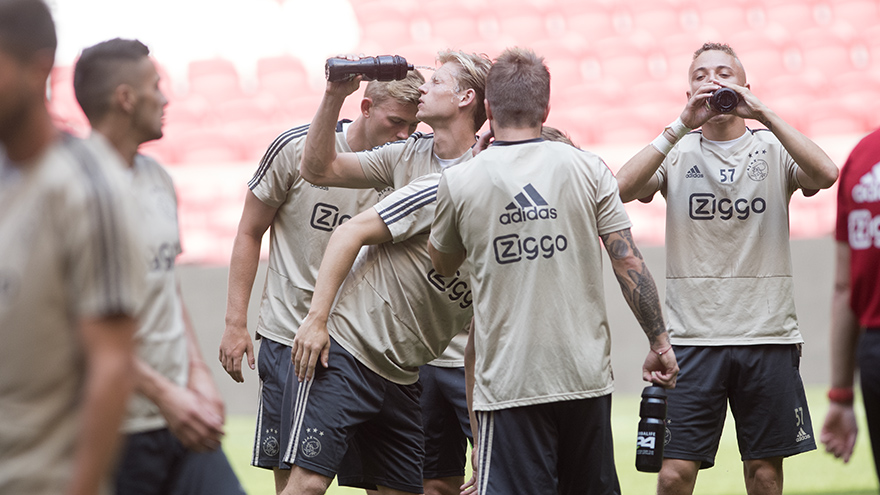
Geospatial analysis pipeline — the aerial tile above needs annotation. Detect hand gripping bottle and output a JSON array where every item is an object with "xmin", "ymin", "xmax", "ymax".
[
  {"xmin": 325, "ymin": 55, "xmax": 414, "ymax": 82},
  {"xmin": 635, "ymin": 383, "xmax": 667, "ymax": 473}
]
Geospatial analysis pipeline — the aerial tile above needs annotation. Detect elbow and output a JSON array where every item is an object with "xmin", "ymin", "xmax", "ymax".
[{"xmin": 820, "ymin": 166, "xmax": 840, "ymax": 189}]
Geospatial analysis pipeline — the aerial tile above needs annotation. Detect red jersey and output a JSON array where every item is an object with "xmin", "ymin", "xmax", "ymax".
[{"xmin": 836, "ymin": 128, "xmax": 880, "ymax": 327}]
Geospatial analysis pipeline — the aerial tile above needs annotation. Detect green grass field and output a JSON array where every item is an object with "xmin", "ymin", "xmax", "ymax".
[{"xmin": 222, "ymin": 386, "xmax": 878, "ymax": 494}]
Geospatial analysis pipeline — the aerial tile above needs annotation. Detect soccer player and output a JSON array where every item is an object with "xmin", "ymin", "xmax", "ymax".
[
  {"xmin": 615, "ymin": 42, "xmax": 839, "ymax": 495},
  {"xmin": 73, "ymin": 38, "xmax": 244, "ymax": 495},
  {"xmin": 283, "ymin": 50, "xmax": 491, "ymax": 495},
  {"xmin": 821, "ymin": 127, "xmax": 880, "ymax": 484},
  {"xmin": 428, "ymin": 47, "xmax": 678, "ymax": 495},
  {"xmin": 218, "ymin": 70, "xmax": 422, "ymax": 493},
  {"xmin": 0, "ymin": 2, "xmax": 144, "ymax": 494}
]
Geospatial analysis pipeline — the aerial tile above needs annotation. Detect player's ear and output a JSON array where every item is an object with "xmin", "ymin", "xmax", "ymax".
[
  {"xmin": 115, "ymin": 84, "xmax": 136, "ymax": 114},
  {"xmin": 360, "ymin": 97, "xmax": 373, "ymax": 118},
  {"xmin": 458, "ymin": 88, "xmax": 476, "ymax": 108}
]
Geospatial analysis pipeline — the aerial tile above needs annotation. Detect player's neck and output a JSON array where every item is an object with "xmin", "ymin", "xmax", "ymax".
[
  {"xmin": 700, "ymin": 116, "xmax": 748, "ymax": 142},
  {"xmin": 493, "ymin": 126, "xmax": 541, "ymax": 143},
  {"xmin": 431, "ymin": 119, "xmax": 477, "ymax": 160},
  {"xmin": 346, "ymin": 117, "xmax": 375, "ymax": 152},
  {"xmin": 2, "ymin": 105, "xmax": 57, "ymax": 163},
  {"xmin": 92, "ymin": 119, "xmax": 139, "ymax": 167}
]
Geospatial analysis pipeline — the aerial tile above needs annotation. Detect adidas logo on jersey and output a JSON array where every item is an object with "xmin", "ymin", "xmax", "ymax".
[
  {"xmin": 853, "ymin": 162, "xmax": 880, "ymax": 203},
  {"xmin": 499, "ymin": 183, "xmax": 557, "ymax": 224},
  {"xmin": 795, "ymin": 427, "xmax": 811, "ymax": 443},
  {"xmin": 685, "ymin": 165, "xmax": 704, "ymax": 179}
]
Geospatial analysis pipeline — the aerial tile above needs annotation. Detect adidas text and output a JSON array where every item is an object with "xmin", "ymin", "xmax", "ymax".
[{"xmin": 499, "ymin": 207, "xmax": 558, "ymax": 225}]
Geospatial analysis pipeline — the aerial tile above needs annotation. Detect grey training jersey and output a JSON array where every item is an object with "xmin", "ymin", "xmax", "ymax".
[
  {"xmin": 249, "ymin": 121, "xmax": 380, "ymax": 346},
  {"xmin": 430, "ymin": 140, "xmax": 631, "ymax": 411},
  {"xmin": 0, "ymin": 134, "xmax": 144, "ymax": 494},
  {"xmin": 123, "ymin": 154, "xmax": 189, "ymax": 433},
  {"xmin": 329, "ymin": 174, "xmax": 475, "ymax": 385},
  {"xmin": 655, "ymin": 129, "xmax": 804, "ymax": 345}
]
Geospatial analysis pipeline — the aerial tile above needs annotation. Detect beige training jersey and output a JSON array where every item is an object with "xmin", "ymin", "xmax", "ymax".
[
  {"xmin": 329, "ymin": 174, "xmax": 475, "ymax": 384},
  {"xmin": 0, "ymin": 134, "xmax": 144, "ymax": 494},
  {"xmin": 653, "ymin": 129, "xmax": 804, "ymax": 345},
  {"xmin": 358, "ymin": 132, "xmax": 472, "ymax": 191},
  {"xmin": 249, "ymin": 121, "xmax": 380, "ymax": 346},
  {"xmin": 430, "ymin": 140, "xmax": 632, "ymax": 411},
  {"xmin": 123, "ymin": 153, "xmax": 189, "ymax": 433},
  {"xmin": 358, "ymin": 132, "xmax": 473, "ymax": 366}
]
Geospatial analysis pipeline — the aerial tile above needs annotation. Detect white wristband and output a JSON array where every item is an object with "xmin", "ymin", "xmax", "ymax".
[{"xmin": 650, "ymin": 117, "xmax": 692, "ymax": 157}]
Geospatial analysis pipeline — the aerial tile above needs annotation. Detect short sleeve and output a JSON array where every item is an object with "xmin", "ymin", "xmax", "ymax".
[
  {"xmin": 428, "ymin": 172, "xmax": 464, "ymax": 255},
  {"xmin": 358, "ymin": 140, "xmax": 407, "ymax": 190},
  {"xmin": 593, "ymin": 158, "xmax": 633, "ymax": 236},
  {"xmin": 373, "ymin": 173, "xmax": 441, "ymax": 242},
  {"xmin": 64, "ymin": 144, "xmax": 146, "ymax": 318},
  {"xmin": 248, "ymin": 130, "xmax": 304, "ymax": 208}
]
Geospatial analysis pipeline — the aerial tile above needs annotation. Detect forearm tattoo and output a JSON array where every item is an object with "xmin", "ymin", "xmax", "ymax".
[{"xmin": 601, "ymin": 229, "xmax": 664, "ymax": 344}]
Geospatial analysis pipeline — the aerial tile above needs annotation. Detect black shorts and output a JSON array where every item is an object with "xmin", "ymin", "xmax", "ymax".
[
  {"xmin": 664, "ymin": 344, "xmax": 816, "ymax": 469},
  {"xmin": 115, "ymin": 428, "xmax": 245, "ymax": 495},
  {"xmin": 284, "ymin": 337, "xmax": 424, "ymax": 493},
  {"xmin": 857, "ymin": 330, "xmax": 880, "ymax": 481},
  {"xmin": 476, "ymin": 395, "xmax": 620, "ymax": 495},
  {"xmin": 252, "ymin": 337, "xmax": 296, "ymax": 470},
  {"xmin": 419, "ymin": 364, "xmax": 472, "ymax": 479}
]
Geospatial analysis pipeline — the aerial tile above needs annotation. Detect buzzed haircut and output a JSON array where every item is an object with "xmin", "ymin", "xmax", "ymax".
[
  {"xmin": 693, "ymin": 42, "xmax": 739, "ymax": 61},
  {"xmin": 437, "ymin": 50, "xmax": 492, "ymax": 132},
  {"xmin": 485, "ymin": 47, "xmax": 550, "ymax": 128},
  {"xmin": 0, "ymin": 0, "xmax": 56, "ymax": 62},
  {"xmin": 74, "ymin": 38, "xmax": 150, "ymax": 122},
  {"xmin": 365, "ymin": 69, "xmax": 424, "ymax": 108}
]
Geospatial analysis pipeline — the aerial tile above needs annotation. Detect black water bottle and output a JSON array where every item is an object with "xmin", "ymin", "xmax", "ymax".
[
  {"xmin": 635, "ymin": 383, "xmax": 667, "ymax": 473},
  {"xmin": 709, "ymin": 87, "xmax": 740, "ymax": 113},
  {"xmin": 325, "ymin": 55, "xmax": 414, "ymax": 82}
]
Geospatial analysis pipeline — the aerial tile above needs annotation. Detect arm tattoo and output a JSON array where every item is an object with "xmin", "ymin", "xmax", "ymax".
[{"xmin": 604, "ymin": 230, "xmax": 664, "ymax": 344}]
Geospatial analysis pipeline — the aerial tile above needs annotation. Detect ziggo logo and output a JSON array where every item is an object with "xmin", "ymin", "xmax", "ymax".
[{"xmin": 492, "ymin": 233, "xmax": 568, "ymax": 265}]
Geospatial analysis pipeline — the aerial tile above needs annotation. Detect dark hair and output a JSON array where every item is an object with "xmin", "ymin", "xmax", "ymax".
[
  {"xmin": 74, "ymin": 38, "xmax": 150, "ymax": 122},
  {"xmin": 485, "ymin": 48, "xmax": 549, "ymax": 128},
  {"xmin": 0, "ymin": 0, "xmax": 56, "ymax": 62}
]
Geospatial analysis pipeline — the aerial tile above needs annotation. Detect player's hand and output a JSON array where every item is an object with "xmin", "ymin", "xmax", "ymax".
[
  {"xmin": 821, "ymin": 402, "xmax": 858, "ymax": 463},
  {"xmin": 188, "ymin": 363, "xmax": 226, "ymax": 423},
  {"xmin": 473, "ymin": 129, "xmax": 494, "ymax": 156},
  {"xmin": 218, "ymin": 322, "xmax": 254, "ymax": 383},
  {"xmin": 642, "ymin": 346, "xmax": 678, "ymax": 388},
  {"xmin": 292, "ymin": 314, "xmax": 331, "ymax": 382},
  {"xmin": 325, "ymin": 53, "xmax": 366, "ymax": 98},
  {"xmin": 680, "ymin": 82, "xmax": 719, "ymax": 129},
  {"xmin": 708, "ymin": 77, "xmax": 770, "ymax": 124},
  {"xmin": 461, "ymin": 444, "xmax": 479, "ymax": 495},
  {"xmin": 159, "ymin": 385, "xmax": 225, "ymax": 452}
]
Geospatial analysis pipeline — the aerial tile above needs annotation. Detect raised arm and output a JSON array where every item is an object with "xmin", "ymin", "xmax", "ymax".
[
  {"xmin": 300, "ymin": 77, "xmax": 373, "ymax": 188},
  {"xmin": 292, "ymin": 209, "xmax": 393, "ymax": 381},
  {"xmin": 821, "ymin": 241, "xmax": 860, "ymax": 462},
  {"xmin": 751, "ymin": 105, "xmax": 837, "ymax": 190},
  {"xmin": 220, "ymin": 191, "xmax": 278, "ymax": 382},
  {"xmin": 616, "ymin": 82, "xmax": 717, "ymax": 202},
  {"xmin": 600, "ymin": 228, "xmax": 678, "ymax": 387},
  {"xmin": 67, "ymin": 315, "xmax": 136, "ymax": 495}
]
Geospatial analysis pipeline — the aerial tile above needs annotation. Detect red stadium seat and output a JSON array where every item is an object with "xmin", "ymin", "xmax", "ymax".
[
  {"xmin": 256, "ymin": 54, "xmax": 311, "ymax": 99},
  {"xmin": 187, "ymin": 58, "xmax": 244, "ymax": 104},
  {"xmin": 832, "ymin": 0, "xmax": 880, "ymax": 30}
]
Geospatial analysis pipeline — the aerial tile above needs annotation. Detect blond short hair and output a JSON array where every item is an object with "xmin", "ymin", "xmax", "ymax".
[
  {"xmin": 437, "ymin": 49, "xmax": 492, "ymax": 132},
  {"xmin": 364, "ymin": 69, "xmax": 424, "ymax": 108},
  {"xmin": 541, "ymin": 126, "xmax": 575, "ymax": 147}
]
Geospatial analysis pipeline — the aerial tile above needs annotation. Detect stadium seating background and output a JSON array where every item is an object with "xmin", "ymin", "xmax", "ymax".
[{"xmin": 48, "ymin": 0, "xmax": 878, "ymax": 264}]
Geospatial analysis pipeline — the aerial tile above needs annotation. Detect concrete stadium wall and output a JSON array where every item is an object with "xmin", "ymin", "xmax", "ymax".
[{"xmin": 180, "ymin": 237, "xmax": 836, "ymax": 416}]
